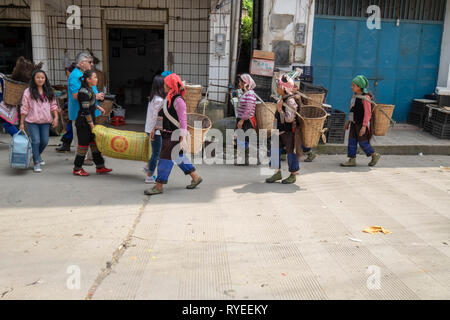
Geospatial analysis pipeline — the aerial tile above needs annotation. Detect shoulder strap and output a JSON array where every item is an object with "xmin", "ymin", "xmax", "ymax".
[{"xmin": 162, "ymin": 98, "xmax": 180, "ymax": 128}]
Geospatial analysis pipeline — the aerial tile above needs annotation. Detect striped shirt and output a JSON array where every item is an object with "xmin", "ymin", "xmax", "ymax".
[{"xmin": 237, "ymin": 90, "xmax": 257, "ymax": 120}]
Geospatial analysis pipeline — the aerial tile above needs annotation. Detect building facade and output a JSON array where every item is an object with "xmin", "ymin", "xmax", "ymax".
[
  {"xmin": 260, "ymin": 0, "xmax": 450, "ymax": 122},
  {"xmin": 0, "ymin": 0, "xmax": 238, "ymax": 104}
]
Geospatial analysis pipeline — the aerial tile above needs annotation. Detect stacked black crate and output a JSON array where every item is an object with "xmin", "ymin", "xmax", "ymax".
[
  {"xmin": 423, "ymin": 104, "xmax": 435, "ymax": 133},
  {"xmin": 252, "ymin": 74, "xmax": 273, "ymax": 102},
  {"xmin": 325, "ymin": 109, "xmax": 347, "ymax": 144},
  {"xmin": 429, "ymin": 107, "xmax": 450, "ymax": 139},
  {"xmin": 407, "ymin": 99, "xmax": 436, "ymax": 128}
]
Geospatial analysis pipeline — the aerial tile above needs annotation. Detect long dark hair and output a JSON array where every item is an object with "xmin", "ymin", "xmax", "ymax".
[
  {"xmin": 79, "ymin": 69, "xmax": 96, "ymax": 89},
  {"xmin": 29, "ymin": 69, "xmax": 54, "ymax": 102},
  {"xmin": 149, "ymin": 75, "xmax": 166, "ymax": 101}
]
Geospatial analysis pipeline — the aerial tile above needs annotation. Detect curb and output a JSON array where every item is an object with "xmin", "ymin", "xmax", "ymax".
[{"xmin": 316, "ymin": 144, "xmax": 450, "ymax": 156}]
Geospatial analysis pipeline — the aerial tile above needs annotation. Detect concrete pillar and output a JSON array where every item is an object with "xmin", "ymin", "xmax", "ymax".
[
  {"xmin": 438, "ymin": 0, "xmax": 450, "ymax": 88},
  {"xmin": 30, "ymin": 0, "xmax": 48, "ymax": 72}
]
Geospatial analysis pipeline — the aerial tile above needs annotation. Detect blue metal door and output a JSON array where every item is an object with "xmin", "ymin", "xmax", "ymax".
[{"xmin": 311, "ymin": 17, "xmax": 443, "ymax": 122}]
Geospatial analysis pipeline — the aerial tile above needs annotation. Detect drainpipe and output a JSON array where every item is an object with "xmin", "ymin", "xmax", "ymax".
[
  {"xmin": 30, "ymin": 0, "xmax": 49, "ymax": 71},
  {"xmin": 229, "ymin": 0, "xmax": 241, "ymax": 86}
]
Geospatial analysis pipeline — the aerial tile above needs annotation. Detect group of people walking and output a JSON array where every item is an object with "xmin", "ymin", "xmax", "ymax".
[{"xmin": 3, "ymin": 50, "xmax": 381, "ymax": 196}]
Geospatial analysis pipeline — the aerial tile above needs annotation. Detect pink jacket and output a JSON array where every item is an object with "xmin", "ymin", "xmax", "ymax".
[{"xmin": 21, "ymin": 88, "xmax": 58, "ymax": 124}]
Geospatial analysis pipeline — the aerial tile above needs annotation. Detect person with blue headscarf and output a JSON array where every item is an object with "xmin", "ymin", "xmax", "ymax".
[{"xmin": 341, "ymin": 75, "xmax": 380, "ymax": 167}]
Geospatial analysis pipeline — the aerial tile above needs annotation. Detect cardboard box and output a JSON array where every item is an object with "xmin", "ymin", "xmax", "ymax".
[
  {"xmin": 250, "ymin": 58, "xmax": 275, "ymax": 77},
  {"xmin": 252, "ymin": 50, "xmax": 275, "ymax": 61}
]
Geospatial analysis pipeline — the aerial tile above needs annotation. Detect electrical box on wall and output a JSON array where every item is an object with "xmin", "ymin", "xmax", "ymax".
[
  {"xmin": 295, "ymin": 23, "xmax": 306, "ymax": 45},
  {"xmin": 215, "ymin": 33, "xmax": 226, "ymax": 57},
  {"xmin": 294, "ymin": 46, "xmax": 306, "ymax": 63}
]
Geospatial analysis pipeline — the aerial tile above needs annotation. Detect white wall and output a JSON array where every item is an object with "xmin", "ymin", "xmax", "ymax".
[
  {"xmin": 438, "ymin": 0, "xmax": 450, "ymax": 88},
  {"xmin": 208, "ymin": 0, "xmax": 232, "ymax": 103},
  {"xmin": 261, "ymin": 0, "xmax": 315, "ymax": 66}
]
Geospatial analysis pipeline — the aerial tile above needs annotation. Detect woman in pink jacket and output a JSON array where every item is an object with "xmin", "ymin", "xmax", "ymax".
[{"xmin": 20, "ymin": 70, "xmax": 59, "ymax": 173}]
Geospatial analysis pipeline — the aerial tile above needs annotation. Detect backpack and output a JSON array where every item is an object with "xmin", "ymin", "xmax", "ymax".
[{"xmin": 10, "ymin": 130, "xmax": 32, "ymax": 169}]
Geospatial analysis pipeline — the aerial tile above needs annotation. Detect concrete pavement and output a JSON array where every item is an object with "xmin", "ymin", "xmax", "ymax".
[{"xmin": 0, "ymin": 138, "xmax": 449, "ymax": 300}]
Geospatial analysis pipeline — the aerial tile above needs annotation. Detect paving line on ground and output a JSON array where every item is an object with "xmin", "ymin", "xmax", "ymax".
[{"xmin": 84, "ymin": 197, "xmax": 150, "ymax": 300}]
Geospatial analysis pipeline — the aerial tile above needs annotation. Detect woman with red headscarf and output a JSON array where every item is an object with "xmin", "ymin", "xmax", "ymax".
[{"xmin": 144, "ymin": 73, "xmax": 203, "ymax": 196}]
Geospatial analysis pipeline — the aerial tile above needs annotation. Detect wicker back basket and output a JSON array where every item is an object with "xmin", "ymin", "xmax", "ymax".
[
  {"xmin": 187, "ymin": 113, "xmax": 212, "ymax": 154},
  {"xmin": 96, "ymin": 100, "xmax": 114, "ymax": 125},
  {"xmin": 373, "ymin": 104, "xmax": 395, "ymax": 136},
  {"xmin": 298, "ymin": 106, "xmax": 327, "ymax": 148},
  {"xmin": 3, "ymin": 77, "xmax": 28, "ymax": 106},
  {"xmin": 255, "ymin": 102, "xmax": 276, "ymax": 136},
  {"xmin": 185, "ymin": 85, "xmax": 203, "ymax": 114},
  {"xmin": 305, "ymin": 93, "xmax": 325, "ymax": 108}
]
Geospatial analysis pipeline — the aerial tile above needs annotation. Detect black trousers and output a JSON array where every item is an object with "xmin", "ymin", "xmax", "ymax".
[{"xmin": 74, "ymin": 123, "xmax": 105, "ymax": 169}]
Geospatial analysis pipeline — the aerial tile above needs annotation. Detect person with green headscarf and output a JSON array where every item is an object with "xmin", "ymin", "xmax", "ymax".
[{"xmin": 341, "ymin": 75, "xmax": 380, "ymax": 167}]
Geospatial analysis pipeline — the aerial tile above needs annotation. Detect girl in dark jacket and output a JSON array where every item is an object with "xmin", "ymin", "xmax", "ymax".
[{"xmin": 73, "ymin": 70, "xmax": 112, "ymax": 176}]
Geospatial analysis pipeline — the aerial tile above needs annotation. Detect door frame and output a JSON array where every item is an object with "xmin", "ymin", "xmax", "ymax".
[{"xmin": 101, "ymin": 17, "xmax": 168, "ymax": 91}]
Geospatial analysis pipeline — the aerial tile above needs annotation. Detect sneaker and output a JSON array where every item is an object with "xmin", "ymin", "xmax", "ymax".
[
  {"xmin": 96, "ymin": 167, "xmax": 113, "ymax": 175},
  {"xmin": 145, "ymin": 176, "xmax": 156, "ymax": 184},
  {"xmin": 282, "ymin": 173, "xmax": 297, "ymax": 184},
  {"xmin": 33, "ymin": 164, "xmax": 42, "ymax": 173},
  {"xmin": 369, "ymin": 153, "xmax": 381, "ymax": 167},
  {"xmin": 73, "ymin": 168, "xmax": 89, "ymax": 176},
  {"xmin": 340, "ymin": 158, "xmax": 356, "ymax": 167},
  {"xmin": 304, "ymin": 152, "xmax": 316, "ymax": 163},
  {"xmin": 39, "ymin": 158, "xmax": 45, "ymax": 166},
  {"xmin": 265, "ymin": 171, "xmax": 283, "ymax": 183}
]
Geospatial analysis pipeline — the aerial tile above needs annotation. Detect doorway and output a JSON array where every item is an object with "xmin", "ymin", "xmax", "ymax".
[
  {"xmin": 0, "ymin": 26, "xmax": 32, "ymax": 74},
  {"xmin": 107, "ymin": 26, "xmax": 164, "ymax": 123}
]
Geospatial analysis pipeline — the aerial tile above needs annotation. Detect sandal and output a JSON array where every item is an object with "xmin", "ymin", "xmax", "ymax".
[
  {"xmin": 186, "ymin": 177, "xmax": 203, "ymax": 190},
  {"xmin": 144, "ymin": 186, "xmax": 163, "ymax": 196}
]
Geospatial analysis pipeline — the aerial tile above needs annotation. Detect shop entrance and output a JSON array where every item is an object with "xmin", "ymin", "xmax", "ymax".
[
  {"xmin": 107, "ymin": 26, "xmax": 164, "ymax": 123},
  {"xmin": 0, "ymin": 26, "xmax": 32, "ymax": 74}
]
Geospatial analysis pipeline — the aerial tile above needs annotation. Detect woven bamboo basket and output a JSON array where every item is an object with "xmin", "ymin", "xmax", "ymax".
[
  {"xmin": 187, "ymin": 113, "xmax": 212, "ymax": 154},
  {"xmin": 305, "ymin": 93, "xmax": 325, "ymax": 108},
  {"xmin": 3, "ymin": 77, "xmax": 28, "ymax": 106},
  {"xmin": 373, "ymin": 104, "xmax": 395, "ymax": 136},
  {"xmin": 185, "ymin": 85, "xmax": 203, "ymax": 114},
  {"xmin": 96, "ymin": 100, "xmax": 114, "ymax": 125},
  {"xmin": 299, "ymin": 106, "xmax": 327, "ymax": 148},
  {"xmin": 255, "ymin": 102, "xmax": 276, "ymax": 136}
]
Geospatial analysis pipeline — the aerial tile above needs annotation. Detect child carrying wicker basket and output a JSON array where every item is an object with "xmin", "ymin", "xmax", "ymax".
[
  {"xmin": 265, "ymin": 74, "xmax": 300, "ymax": 185},
  {"xmin": 341, "ymin": 75, "xmax": 381, "ymax": 167}
]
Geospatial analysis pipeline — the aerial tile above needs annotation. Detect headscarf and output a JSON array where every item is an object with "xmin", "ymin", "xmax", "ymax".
[
  {"xmin": 352, "ymin": 75, "xmax": 369, "ymax": 94},
  {"xmin": 161, "ymin": 70, "xmax": 173, "ymax": 78},
  {"xmin": 239, "ymin": 74, "xmax": 256, "ymax": 91},
  {"xmin": 278, "ymin": 73, "xmax": 296, "ymax": 95},
  {"xmin": 164, "ymin": 73, "xmax": 185, "ymax": 105}
]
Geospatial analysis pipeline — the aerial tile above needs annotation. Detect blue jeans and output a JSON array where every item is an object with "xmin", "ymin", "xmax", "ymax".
[
  {"xmin": 147, "ymin": 134, "xmax": 162, "ymax": 174},
  {"xmin": 26, "ymin": 122, "xmax": 50, "ymax": 164},
  {"xmin": 1, "ymin": 119, "xmax": 19, "ymax": 136}
]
